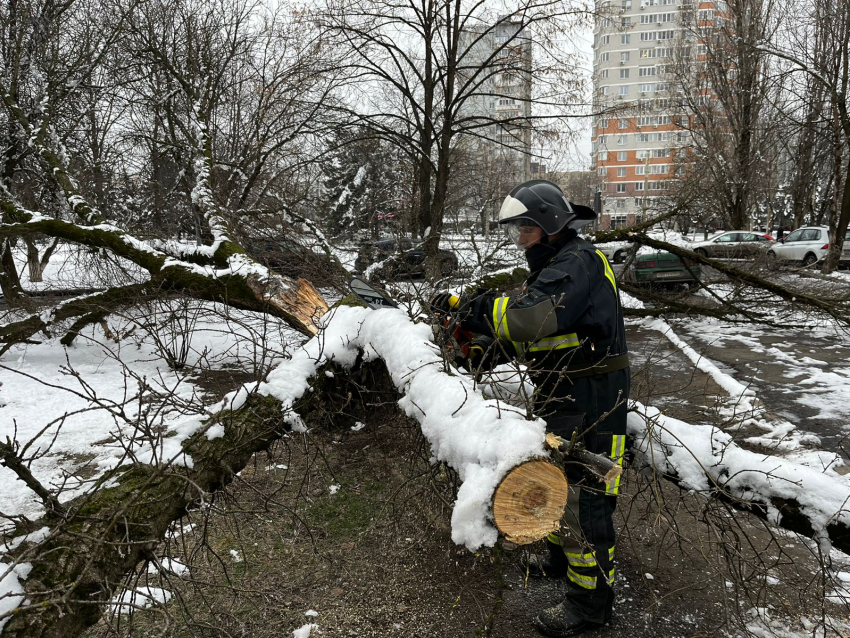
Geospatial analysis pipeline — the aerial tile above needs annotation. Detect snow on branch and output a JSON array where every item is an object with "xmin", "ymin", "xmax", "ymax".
[
  {"xmin": 220, "ymin": 304, "xmax": 549, "ymax": 550},
  {"xmin": 629, "ymin": 403, "xmax": 850, "ymax": 550},
  {"xmin": 0, "ymin": 203, "xmax": 328, "ymax": 336}
]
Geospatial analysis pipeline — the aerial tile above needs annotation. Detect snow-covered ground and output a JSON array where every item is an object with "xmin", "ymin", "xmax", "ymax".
[{"xmin": 3, "ymin": 237, "xmax": 850, "ymax": 635}]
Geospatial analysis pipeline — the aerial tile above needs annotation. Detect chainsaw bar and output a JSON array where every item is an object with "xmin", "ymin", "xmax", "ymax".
[{"xmin": 349, "ymin": 277, "xmax": 398, "ymax": 310}]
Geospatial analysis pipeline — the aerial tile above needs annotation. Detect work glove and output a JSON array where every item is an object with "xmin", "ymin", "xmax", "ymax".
[
  {"xmin": 429, "ymin": 292, "xmax": 465, "ymax": 316},
  {"xmin": 464, "ymin": 335, "xmax": 494, "ymax": 372}
]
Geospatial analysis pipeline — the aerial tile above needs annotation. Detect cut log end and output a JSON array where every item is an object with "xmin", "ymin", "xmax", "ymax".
[{"xmin": 492, "ymin": 459, "xmax": 569, "ymax": 545}]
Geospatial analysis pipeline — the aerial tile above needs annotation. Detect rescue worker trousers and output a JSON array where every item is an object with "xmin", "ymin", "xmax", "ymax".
[{"xmin": 542, "ymin": 367, "xmax": 629, "ymax": 624}]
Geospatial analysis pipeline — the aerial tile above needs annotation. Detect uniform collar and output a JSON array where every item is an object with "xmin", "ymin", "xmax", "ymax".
[{"xmin": 524, "ymin": 230, "xmax": 578, "ymax": 273}]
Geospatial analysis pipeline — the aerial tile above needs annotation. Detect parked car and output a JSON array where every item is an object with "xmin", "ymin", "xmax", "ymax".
[
  {"xmin": 691, "ymin": 231, "xmax": 774, "ymax": 259},
  {"xmin": 595, "ymin": 241, "xmax": 631, "ymax": 264},
  {"xmin": 355, "ymin": 238, "xmax": 459, "ymax": 277},
  {"xmin": 768, "ymin": 226, "xmax": 850, "ymax": 267},
  {"xmin": 630, "ymin": 251, "xmax": 702, "ymax": 286}
]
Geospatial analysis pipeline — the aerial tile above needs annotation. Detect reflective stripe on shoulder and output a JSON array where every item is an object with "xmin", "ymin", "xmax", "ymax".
[
  {"xmin": 527, "ymin": 333, "xmax": 580, "ymax": 352},
  {"xmin": 595, "ymin": 249, "xmax": 618, "ymax": 293}
]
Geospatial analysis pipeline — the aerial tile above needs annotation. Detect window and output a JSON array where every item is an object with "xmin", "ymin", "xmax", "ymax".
[
  {"xmin": 600, "ymin": 118, "xmax": 609, "ymax": 128},
  {"xmin": 635, "ymin": 165, "xmax": 646, "ymax": 175},
  {"xmin": 656, "ymin": 47, "xmax": 673, "ymax": 57},
  {"xmin": 784, "ymin": 229, "xmax": 804, "ymax": 242},
  {"xmin": 617, "ymin": 167, "xmax": 627, "ymax": 177},
  {"xmin": 617, "ymin": 135, "xmax": 628, "ymax": 145},
  {"xmin": 601, "ymin": 52, "xmax": 610, "ymax": 62},
  {"xmin": 656, "ymin": 82, "xmax": 669, "ymax": 91},
  {"xmin": 638, "ymin": 133, "xmax": 653, "ymax": 142},
  {"xmin": 600, "ymin": 69, "xmax": 609, "ymax": 78},
  {"xmin": 635, "ymin": 182, "xmax": 645, "ymax": 191},
  {"xmin": 616, "ymin": 184, "xmax": 627, "ymax": 193},
  {"xmin": 598, "ymin": 135, "xmax": 608, "ymax": 145},
  {"xmin": 637, "ymin": 116, "xmax": 652, "ymax": 126},
  {"xmin": 621, "ymin": 17, "xmax": 632, "ymax": 26},
  {"xmin": 621, "ymin": 34, "xmax": 631, "ymax": 44},
  {"xmin": 619, "ymin": 85, "xmax": 630, "ymax": 95},
  {"xmin": 620, "ymin": 69, "xmax": 630, "ymax": 78},
  {"xmin": 660, "ymin": 12, "xmax": 674, "ymax": 22},
  {"xmin": 622, "ymin": 0, "xmax": 632, "ymax": 7},
  {"xmin": 598, "ymin": 150, "xmax": 609, "ymax": 160},
  {"xmin": 640, "ymin": 48, "xmax": 656, "ymax": 58},
  {"xmin": 698, "ymin": 9, "xmax": 713, "ymax": 20},
  {"xmin": 641, "ymin": 32, "xmax": 657, "ymax": 41},
  {"xmin": 800, "ymin": 229, "xmax": 821, "ymax": 241},
  {"xmin": 656, "ymin": 115, "xmax": 671, "ymax": 125},
  {"xmin": 637, "ymin": 150, "xmax": 650, "ymax": 159},
  {"xmin": 602, "ymin": 35, "xmax": 610, "ymax": 45},
  {"xmin": 602, "ymin": 86, "xmax": 610, "ymax": 95},
  {"xmin": 598, "ymin": 166, "xmax": 607, "ymax": 176},
  {"xmin": 658, "ymin": 132, "xmax": 671, "ymax": 141},
  {"xmin": 639, "ymin": 66, "xmax": 656, "ymax": 76},
  {"xmin": 619, "ymin": 118, "xmax": 629, "ymax": 128},
  {"xmin": 621, "ymin": 52, "xmax": 631, "ymax": 62},
  {"xmin": 641, "ymin": 14, "xmax": 657, "ymax": 24},
  {"xmin": 652, "ymin": 148, "xmax": 670, "ymax": 157},
  {"xmin": 639, "ymin": 83, "xmax": 655, "ymax": 93},
  {"xmin": 658, "ymin": 30, "xmax": 675, "ymax": 40}
]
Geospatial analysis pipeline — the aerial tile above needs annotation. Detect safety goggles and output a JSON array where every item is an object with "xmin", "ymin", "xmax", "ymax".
[{"xmin": 504, "ymin": 219, "xmax": 543, "ymax": 249}]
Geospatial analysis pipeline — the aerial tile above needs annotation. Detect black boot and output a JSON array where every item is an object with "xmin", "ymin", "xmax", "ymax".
[
  {"xmin": 533, "ymin": 602, "xmax": 604, "ymax": 637},
  {"xmin": 525, "ymin": 541, "xmax": 569, "ymax": 578}
]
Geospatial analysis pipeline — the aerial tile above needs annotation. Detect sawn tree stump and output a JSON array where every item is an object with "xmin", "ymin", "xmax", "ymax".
[{"xmin": 492, "ymin": 459, "xmax": 569, "ymax": 545}]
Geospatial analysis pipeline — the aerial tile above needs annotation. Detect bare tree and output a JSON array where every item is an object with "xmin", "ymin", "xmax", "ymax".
[
  {"xmin": 318, "ymin": 0, "xmax": 592, "ymax": 275},
  {"xmin": 667, "ymin": 0, "xmax": 784, "ymax": 231}
]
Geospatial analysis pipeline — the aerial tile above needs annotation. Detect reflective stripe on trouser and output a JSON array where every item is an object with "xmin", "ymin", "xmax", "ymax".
[{"xmin": 544, "ymin": 405, "xmax": 625, "ymax": 624}]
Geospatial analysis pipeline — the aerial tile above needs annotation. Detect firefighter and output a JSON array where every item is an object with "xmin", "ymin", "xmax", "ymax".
[{"xmin": 431, "ymin": 179, "xmax": 630, "ymax": 636}]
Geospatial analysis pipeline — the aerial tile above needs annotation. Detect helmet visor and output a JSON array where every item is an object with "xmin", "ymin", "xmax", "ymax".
[{"xmin": 504, "ymin": 219, "xmax": 543, "ymax": 250}]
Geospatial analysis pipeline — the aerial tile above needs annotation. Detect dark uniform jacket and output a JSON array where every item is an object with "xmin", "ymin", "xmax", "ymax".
[{"xmin": 462, "ymin": 231, "xmax": 630, "ymax": 485}]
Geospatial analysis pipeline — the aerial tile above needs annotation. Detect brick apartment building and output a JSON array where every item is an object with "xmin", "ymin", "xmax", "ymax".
[{"xmin": 592, "ymin": 0, "xmax": 723, "ymax": 229}]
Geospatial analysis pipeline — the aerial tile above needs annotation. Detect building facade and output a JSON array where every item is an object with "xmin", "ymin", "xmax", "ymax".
[{"xmin": 591, "ymin": 0, "xmax": 722, "ymax": 229}]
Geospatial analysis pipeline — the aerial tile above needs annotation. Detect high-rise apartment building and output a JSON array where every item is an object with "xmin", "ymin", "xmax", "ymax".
[
  {"xmin": 591, "ymin": 0, "xmax": 720, "ymax": 229},
  {"xmin": 460, "ymin": 17, "xmax": 533, "ymax": 182}
]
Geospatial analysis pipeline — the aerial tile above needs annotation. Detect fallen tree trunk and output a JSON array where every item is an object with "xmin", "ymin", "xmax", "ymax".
[
  {"xmin": 0, "ymin": 357, "xmax": 397, "ymax": 637},
  {"xmin": 4, "ymin": 306, "xmax": 850, "ymax": 638}
]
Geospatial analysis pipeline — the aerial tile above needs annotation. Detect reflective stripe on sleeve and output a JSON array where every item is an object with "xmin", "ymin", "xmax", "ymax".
[
  {"xmin": 606, "ymin": 434, "xmax": 626, "ymax": 495},
  {"xmin": 527, "ymin": 333, "xmax": 580, "ymax": 352},
  {"xmin": 567, "ymin": 568, "xmax": 598, "ymax": 590},
  {"xmin": 608, "ymin": 568, "xmax": 616, "ymax": 584},
  {"xmin": 547, "ymin": 532, "xmax": 562, "ymax": 546},
  {"xmin": 608, "ymin": 545, "xmax": 615, "ymax": 562},
  {"xmin": 492, "ymin": 296, "xmax": 512, "ymax": 340},
  {"xmin": 596, "ymin": 249, "xmax": 618, "ymax": 293}
]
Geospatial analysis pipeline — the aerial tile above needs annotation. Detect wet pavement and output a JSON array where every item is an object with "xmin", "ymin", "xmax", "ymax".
[{"xmin": 628, "ymin": 320, "xmax": 850, "ymax": 459}]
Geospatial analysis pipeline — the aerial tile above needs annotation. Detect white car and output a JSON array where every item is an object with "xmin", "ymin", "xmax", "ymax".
[
  {"xmin": 768, "ymin": 226, "xmax": 850, "ymax": 266},
  {"xmin": 594, "ymin": 241, "xmax": 631, "ymax": 264}
]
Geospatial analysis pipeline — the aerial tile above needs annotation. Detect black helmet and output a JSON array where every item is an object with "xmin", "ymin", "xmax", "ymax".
[{"xmin": 497, "ymin": 179, "xmax": 597, "ymax": 235}]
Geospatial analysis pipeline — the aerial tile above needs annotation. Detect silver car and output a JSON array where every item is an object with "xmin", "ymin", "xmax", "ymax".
[
  {"xmin": 768, "ymin": 226, "xmax": 850, "ymax": 267},
  {"xmin": 692, "ymin": 231, "xmax": 774, "ymax": 259}
]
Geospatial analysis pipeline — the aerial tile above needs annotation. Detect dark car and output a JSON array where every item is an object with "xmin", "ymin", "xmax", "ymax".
[
  {"xmin": 355, "ymin": 238, "xmax": 459, "ymax": 278},
  {"xmin": 630, "ymin": 251, "xmax": 702, "ymax": 286}
]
